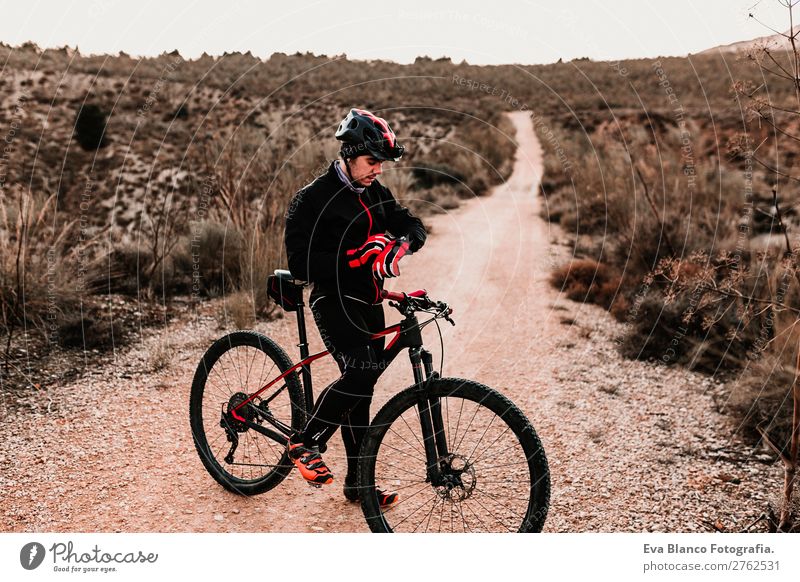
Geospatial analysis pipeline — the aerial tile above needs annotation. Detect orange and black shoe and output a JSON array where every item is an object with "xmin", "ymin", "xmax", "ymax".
[
  {"xmin": 288, "ymin": 442, "xmax": 334, "ymax": 486},
  {"xmin": 343, "ymin": 479, "xmax": 399, "ymax": 508}
]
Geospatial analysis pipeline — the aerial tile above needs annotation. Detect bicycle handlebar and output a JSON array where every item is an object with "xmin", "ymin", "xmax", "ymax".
[{"xmin": 380, "ymin": 289, "xmax": 455, "ymax": 325}]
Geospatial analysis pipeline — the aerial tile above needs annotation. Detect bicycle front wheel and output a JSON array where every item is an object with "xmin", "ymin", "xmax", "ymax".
[
  {"xmin": 189, "ymin": 330, "xmax": 305, "ymax": 496},
  {"xmin": 359, "ymin": 378, "xmax": 550, "ymax": 532}
]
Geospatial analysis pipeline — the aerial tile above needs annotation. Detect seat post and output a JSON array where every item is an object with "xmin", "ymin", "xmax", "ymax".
[{"xmin": 295, "ymin": 296, "xmax": 314, "ymax": 410}]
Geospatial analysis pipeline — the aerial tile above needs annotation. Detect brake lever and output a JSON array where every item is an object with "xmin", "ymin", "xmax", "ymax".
[{"xmin": 437, "ymin": 303, "xmax": 455, "ymax": 326}]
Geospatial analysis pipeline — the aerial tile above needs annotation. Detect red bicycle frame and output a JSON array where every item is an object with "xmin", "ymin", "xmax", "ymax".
[{"xmin": 229, "ymin": 301, "xmax": 412, "ymax": 424}]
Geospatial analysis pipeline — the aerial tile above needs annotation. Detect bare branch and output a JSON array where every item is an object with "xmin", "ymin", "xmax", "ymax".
[
  {"xmin": 751, "ymin": 153, "xmax": 800, "ymax": 184},
  {"xmin": 765, "ymin": 47, "xmax": 796, "ymax": 78},
  {"xmin": 632, "ymin": 160, "xmax": 676, "ymax": 257},
  {"xmin": 757, "ymin": 424, "xmax": 790, "ymax": 462},
  {"xmin": 751, "ymin": 109, "xmax": 800, "ymax": 143}
]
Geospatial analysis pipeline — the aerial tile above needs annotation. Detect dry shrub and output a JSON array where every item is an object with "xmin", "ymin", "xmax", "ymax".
[
  {"xmin": 550, "ymin": 259, "xmax": 622, "ymax": 311},
  {"xmin": 616, "ymin": 285, "xmax": 758, "ymax": 373},
  {"xmin": 96, "ymin": 242, "xmax": 150, "ymax": 295},
  {"xmin": 148, "ymin": 335, "xmax": 174, "ymax": 372},
  {"xmin": 413, "ymin": 185, "xmax": 462, "ymax": 215},
  {"xmin": 73, "ymin": 103, "xmax": 108, "ymax": 150},
  {"xmin": 411, "ymin": 163, "xmax": 463, "ymax": 190},
  {"xmin": 237, "ymin": 221, "xmax": 282, "ymax": 317},
  {"xmin": 729, "ymin": 356, "xmax": 795, "ymax": 450},
  {"xmin": 726, "ymin": 272, "xmax": 800, "ymax": 450},
  {"xmin": 187, "ymin": 220, "xmax": 243, "ymax": 297},
  {"xmin": 225, "ymin": 290, "xmax": 255, "ymax": 330},
  {"xmin": 539, "ymin": 108, "xmax": 762, "ymax": 377},
  {"xmin": 91, "ymin": 240, "xmax": 182, "ymax": 299},
  {"xmin": 0, "ymin": 191, "xmax": 83, "ymax": 341},
  {"xmin": 56, "ymin": 312, "xmax": 125, "ymax": 349}
]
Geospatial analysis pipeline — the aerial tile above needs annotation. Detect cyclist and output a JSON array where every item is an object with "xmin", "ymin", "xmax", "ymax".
[{"xmin": 284, "ymin": 108, "xmax": 427, "ymax": 507}]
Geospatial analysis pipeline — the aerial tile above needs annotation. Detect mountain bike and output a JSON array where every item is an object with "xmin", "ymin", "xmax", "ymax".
[{"xmin": 189, "ymin": 270, "xmax": 550, "ymax": 532}]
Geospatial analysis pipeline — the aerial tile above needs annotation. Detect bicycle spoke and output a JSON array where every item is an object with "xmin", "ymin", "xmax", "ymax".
[
  {"xmin": 206, "ymin": 380, "xmax": 234, "ymax": 405},
  {"xmin": 451, "ymin": 396, "xmax": 466, "ymax": 452},
  {"xmin": 243, "ymin": 428, "xmax": 252, "ymax": 481},
  {"xmin": 465, "ymin": 493, "xmax": 516, "ymax": 533},
  {"xmin": 469, "ymin": 424, "xmax": 513, "ymax": 466},
  {"xmin": 449, "ymin": 499, "xmax": 454, "ymax": 532},
  {"xmin": 414, "ymin": 495, "xmax": 442, "ymax": 533},
  {"xmin": 476, "ymin": 459, "xmax": 531, "ymax": 471},
  {"xmin": 383, "ymin": 480, "xmax": 433, "ymax": 495},
  {"xmin": 214, "ymin": 355, "xmax": 236, "ymax": 396},
  {"xmin": 389, "ymin": 481, "xmax": 434, "ymax": 509},
  {"xmin": 453, "ymin": 390, "xmax": 494, "ymax": 453},
  {"xmin": 374, "ymin": 460, "xmax": 426, "ymax": 481},
  {"xmin": 472, "ymin": 486, "xmax": 524, "ymax": 530},
  {"xmin": 390, "ymin": 489, "xmax": 439, "ymax": 530},
  {"xmin": 452, "ymin": 399, "xmax": 480, "ymax": 454},
  {"xmin": 386, "ymin": 424, "xmax": 426, "ymax": 458},
  {"xmin": 249, "ymin": 430, "xmax": 274, "ymax": 467},
  {"xmin": 462, "ymin": 497, "xmax": 491, "ymax": 531},
  {"xmin": 456, "ymin": 500, "xmax": 471, "ymax": 532},
  {"xmin": 438, "ymin": 494, "xmax": 446, "ymax": 532},
  {"xmin": 207, "ymin": 428, "xmax": 227, "ymax": 455},
  {"xmin": 423, "ymin": 495, "xmax": 441, "ymax": 533},
  {"xmin": 374, "ymin": 473, "xmax": 428, "ymax": 482},
  {"xmin": 374, "ymin": 438, "xmax": 427, "ymax": 464},
  {"xmin": 466, "ymin": 408, "xmax": 499, "ymax": 462},
  {"xmin": 232, "ymin": 346, "xmax": 246, "ymax": 393},
  {"xmin": 380, "ymin": 484, "xmax": 433, "ymax": 530},
  {"xmin": 397, "ymin": 409, "xmax": 426, "ymax": 454},
  {"xmin": 244, "ymin": 346, "xmax": 258, "ymax": 391}
]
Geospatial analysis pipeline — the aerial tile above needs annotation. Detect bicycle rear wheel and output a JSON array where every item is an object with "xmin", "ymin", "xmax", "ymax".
[
  {"xmin": 359, "ymin": 378, "xmax": 550, "ymax": 532},
  {"xmin": 189, "ymin": 330, "xmax": 305, "ymax": 495}
]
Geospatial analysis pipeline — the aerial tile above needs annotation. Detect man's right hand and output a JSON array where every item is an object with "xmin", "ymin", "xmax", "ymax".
[{"xmin": 346, "ymin": 234, "xmax": 394, "ymax": 268}]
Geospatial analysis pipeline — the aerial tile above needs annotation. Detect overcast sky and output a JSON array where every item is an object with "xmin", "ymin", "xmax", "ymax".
[{"xmin": 0, "ymin": 0, "xmax": 792, "ymax": 65}]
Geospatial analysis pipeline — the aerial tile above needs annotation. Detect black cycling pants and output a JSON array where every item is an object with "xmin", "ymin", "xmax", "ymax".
[{"xmin": 299, "ymin": 295, "xmax": 392, "ymax": 478}]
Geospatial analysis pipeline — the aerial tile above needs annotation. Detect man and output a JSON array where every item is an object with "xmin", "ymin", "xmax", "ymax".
[{"xmin": 284, "ymin": 108, "xmax": 427, "ymax": 507}]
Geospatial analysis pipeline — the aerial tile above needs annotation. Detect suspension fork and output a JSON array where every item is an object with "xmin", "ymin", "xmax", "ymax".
[{"xmin": 411, "ymin": 347, "xmax": 448, "ymax": 485}]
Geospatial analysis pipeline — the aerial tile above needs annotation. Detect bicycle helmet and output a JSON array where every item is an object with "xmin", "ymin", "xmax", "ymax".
[{"xmin": 335, "ymin": 108, "xmax": 405, "ymax": 161}]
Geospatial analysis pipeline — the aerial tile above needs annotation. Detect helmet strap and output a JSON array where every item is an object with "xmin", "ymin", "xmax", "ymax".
[{"xmin": 343, "ymin": 157, "xmax": 355, "ymax": 182}]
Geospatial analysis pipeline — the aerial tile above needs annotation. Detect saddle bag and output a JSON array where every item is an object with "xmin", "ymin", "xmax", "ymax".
[{"xmin": 266, "ymin": 273, "xmax": 303, "ymax": 312}]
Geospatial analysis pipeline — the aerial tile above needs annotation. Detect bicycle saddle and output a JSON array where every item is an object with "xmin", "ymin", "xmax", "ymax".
[{"xmin": 273, "ymin": 269, "xmax": 308, "ymax": 287}]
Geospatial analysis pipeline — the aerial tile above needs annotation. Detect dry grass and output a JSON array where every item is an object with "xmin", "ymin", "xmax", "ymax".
[
  {"xmin": 0, "ymin": 191, "xmax": 83, "ymax": 342},
  {"xmin": 225, "ymin": 290, "xmax": 255, "ymax": 330},
  {"xmin": 148, "ymin": 335, "xmax": 175, "ymax": 372}
]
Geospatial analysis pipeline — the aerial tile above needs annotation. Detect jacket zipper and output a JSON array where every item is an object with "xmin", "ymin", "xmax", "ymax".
[{"xmin": 356, "ymin": 193, "xmax": 380, "ymax": 303}]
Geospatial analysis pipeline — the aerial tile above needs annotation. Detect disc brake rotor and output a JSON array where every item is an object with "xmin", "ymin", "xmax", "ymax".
[{"xmin": 434, "ymin": 454, "xmax": 476, "ymax": 502}]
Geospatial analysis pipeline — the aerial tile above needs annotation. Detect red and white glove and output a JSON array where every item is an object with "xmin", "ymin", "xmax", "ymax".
[
  {"xmin": 346, "ymin": 234, "xmax": 394, "ymax": 268},
  {"xmin": 372, "ymin": 238, "xmax": 411, "ymax": 280}
]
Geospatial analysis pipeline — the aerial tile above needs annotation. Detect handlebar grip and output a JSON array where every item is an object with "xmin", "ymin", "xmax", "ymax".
[
  {"xmin": 380, "ymin": 289, "xmax": 428, "ymax": 302},
  {"xmin": 381, "ymin": 290, "xmax": 406, "ymax": 302}
]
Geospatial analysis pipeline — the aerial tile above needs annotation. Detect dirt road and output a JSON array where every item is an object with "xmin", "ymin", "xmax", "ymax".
[{"xmin": 1, "ymin": 112, "xmax": 780, "ymax": 532}]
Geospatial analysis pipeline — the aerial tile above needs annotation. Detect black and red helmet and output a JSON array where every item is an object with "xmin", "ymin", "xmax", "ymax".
[{"xmin": 335, "ymin": 108, "xmax": 405, "ymax": 161}]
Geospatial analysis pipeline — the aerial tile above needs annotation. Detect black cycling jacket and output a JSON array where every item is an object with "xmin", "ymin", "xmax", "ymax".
[{"xmin": 285, "ymin": 161, "xmax": 426, "ymax": 303}]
